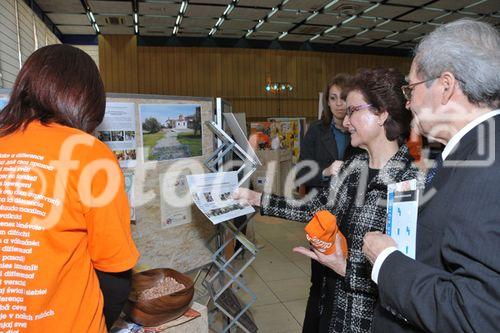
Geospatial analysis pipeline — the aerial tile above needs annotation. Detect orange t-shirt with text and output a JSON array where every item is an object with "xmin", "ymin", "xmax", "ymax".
[{"xmin": 0, "ymin": 121, "xmax": 139, "ymax": 332}]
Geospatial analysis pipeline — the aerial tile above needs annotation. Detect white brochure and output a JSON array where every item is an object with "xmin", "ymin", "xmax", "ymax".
[
  {"xmin": 186, "ymin": 171, "xmax": 255, "ymax": 225},
  {"xmin": 386, "ymin": 179, "xmax": 419, "ymax": 259}
]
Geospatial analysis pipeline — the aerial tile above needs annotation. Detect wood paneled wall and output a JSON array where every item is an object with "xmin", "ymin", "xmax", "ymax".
[
  {"xmin": 99, "ymin": 35, "xmax": 411, "ymax": 119},
  {"xmin": 98, "ymin": 35, "xmax": 138, "ymax": 93}
]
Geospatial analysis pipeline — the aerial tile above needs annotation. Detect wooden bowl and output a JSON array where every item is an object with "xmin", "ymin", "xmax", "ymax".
[{"xmin": 126, "ymin": 268, "xmax": 194, "ymax": 327}]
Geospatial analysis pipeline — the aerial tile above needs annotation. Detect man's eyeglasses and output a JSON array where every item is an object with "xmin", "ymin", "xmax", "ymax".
[
  {"xmin": 401, "ymin": 77, "xmax": 437, "ymax": 101},
  {"xmin": 346, "ymin": 104, "xmax": 373, "ymax": 117}
]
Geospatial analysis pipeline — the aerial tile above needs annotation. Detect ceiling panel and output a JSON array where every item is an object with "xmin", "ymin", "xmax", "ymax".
[
  {"xmin": 247, "ymin": 31, "xmax": 280, "ymax": 40},
  {"xmin": 292, "ymin": 24, "xmax": 326, "ymax": 34},
  {"xmin": 228, "ymin": 7, "xmax": 269, "ymax": 20},
  {"xmin": 271, "ymin": 9, "xmax": 309, "ymax": 23},
  {"xmin": 141, "ymin": 27, "xmax": 172, "ymax": 36},
  {"xmin": 396, "ymin": 42, "xmax": 418, "ymax": 49},
  {"xmin": 47, "ymin": 13, "xmax": 90, "ymax": 25},
  {"xmin": 89, "ymin": 1, "xmax": 132, "ymax": 15},
  {"xmin": 306, "ymin": 13, "xmax": 343, "ymax": 26},
  {"xmin": 340, "ymin": 37, "xmax": 371, "ymax": 45},
  {"xmin": 190, "ymin": 0, "xmax": 232, "ymax": 4},
  {"xmin": 431, "ymin": 11, "xmax": 476, "ymax": 23},
  {"xmin": 357, "ymin": 29, "xmax": 392, "ymax": 39},
  {"xmin": 35, "ymin": 0, "xmax": 85, "ymax": 13},
  {"xmin": 398, "ymin": 8, "xmax": 446, "ymax": 22},
  {"xmin": 479, "ymin": 15, "xmax": 500, "ymax": 26},
  {"xmin": 387, "ymin": 0, "xmax": 429, "ymax": 5},
  {"xmin": 406, "ymin": 23, "xmax": 439, "ymax": 34},
  {"xmin": 462, "ymin": 0, "xmax": 500, "ymax": 14},
  {"xmin": 369, "ymin": 39, "xmax": 400, "ymax": 47},
  {"xmin": 342, "ymin": 16, "xmax": 386, "ymax": 29},
  {"xmin": 182, "ymin": 17, "xmax": 218, "ymax": 29},
  {"xmin": 140, "ymin": 16, "xmax": 177, "ymax": 26},
  {"xmin": 214, "ymin": 29, "xmax": 246, "ymax": 38},
  {"xmin": 100, "ymin": 25, "xmax": 134, "ymax": 34},
  {"xmin": 222, "ymin": 19, "xmax": 256, "ymax": 30},
  {"xmin": 388, "ymin": 31, "xmax": 421, "ymax": 41},
  {"xmin": 324, "ymin": 1, "xmax": 374, "ymax": 16},
  {"xmin": 325, "ymin": 26, "xmax": 362, "ymax": 37},
  {"xmin": 425, "ymin": 0, "xmax": 477, "ymax": 11},
  {"xmin": 259, "ymin": 21, "xmax": 295, "ymax": 32},
  {"xmin": 95, "ymin": 15, "xmax": 133, "ymax": 26},
  {"xmin": 363, "ymin": 5, "xmax": 413, "ymax": 19},
  {"xmin": 177, "ymin": 30, "xmax": 209, "ymax": 37},
  {"xmin": 237, "ymin": 0, "xmax": 282, "ymax": 8},
  {"xmin": 376, "ymin": 20, "xmax": 418, "ymax": 31},
  {"xmin": 57, "ymin": 25, "xmax": 95, "ymax": 34},
  {"xmin": 139, "ymin": 2, "xmax": 180, "ymax": 16},
  {"xmin": 282, "ymin": 0, "xmax": 331, "ymax": 11},
  {"xmin": 279, "ymin": 34, "xmax": 313, "ymax": 42},
  {"xmin": 310, "ymin": 35, "xmax": 343, "ymax": 44},
  {"xmin": 185, "ymin": 5, "xmax": 225, "ymax": 18}
]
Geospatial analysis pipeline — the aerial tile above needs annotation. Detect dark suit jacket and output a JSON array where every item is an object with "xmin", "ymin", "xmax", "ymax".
[
  {"xmin": 372, "ymin": 113, "xmax": 500, "ymax": 332},
  {"xmin": 296, "ymin": 120, "xmax": 339, "ymax": 189}
]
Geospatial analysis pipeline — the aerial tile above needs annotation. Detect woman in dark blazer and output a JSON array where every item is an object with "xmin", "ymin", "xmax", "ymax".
[{"xmin": 235, "ymin": 68, "xmax": 423, "ymax": 333}]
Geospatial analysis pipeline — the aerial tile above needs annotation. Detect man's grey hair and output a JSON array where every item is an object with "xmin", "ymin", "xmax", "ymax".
[{"xmin": 414, "ymin": 19, "xmax": 500, "ymax": 108}]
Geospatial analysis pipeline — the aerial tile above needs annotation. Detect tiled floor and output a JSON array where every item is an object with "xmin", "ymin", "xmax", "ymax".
[{"xmin": 243, "ymin": 214, "xmax": 311, "ymax": 333}]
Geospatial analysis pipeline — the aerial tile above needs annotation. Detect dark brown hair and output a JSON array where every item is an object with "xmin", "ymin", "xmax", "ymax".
[
  {"xmin": 0, "ymin": 44, "xmax": 105, "ymax": 136},
  {"xmin": 347, "ymin": 68, "xmax": 411, "ymax": 146},
  {"xmin": 321, "ymin": 73, "xmax": 351, "ymax": 127}
]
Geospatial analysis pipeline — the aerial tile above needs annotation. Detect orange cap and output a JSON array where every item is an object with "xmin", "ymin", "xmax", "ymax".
[{"xmin": 304, "ymin": 210, "xmax": 348, "ymax": 257}]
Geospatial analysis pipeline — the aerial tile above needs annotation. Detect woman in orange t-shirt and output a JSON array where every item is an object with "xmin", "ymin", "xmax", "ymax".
[{"xmin": 0, "ymin": 45, "xmax": 139, "ymax": 332}]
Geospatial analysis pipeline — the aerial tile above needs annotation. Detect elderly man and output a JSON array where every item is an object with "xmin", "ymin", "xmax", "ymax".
[{"xmin": 363, "ymin": 19, "xmax": 500, "ymax": 332}]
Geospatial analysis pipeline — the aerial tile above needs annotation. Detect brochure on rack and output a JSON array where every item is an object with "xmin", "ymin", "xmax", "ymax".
[{"xmin": 186, "ymin": 171, "xmax": 254, "ymax": 225}]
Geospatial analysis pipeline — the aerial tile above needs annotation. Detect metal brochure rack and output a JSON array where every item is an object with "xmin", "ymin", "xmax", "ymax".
[{"xmin": 203, "ymin": 120, "xmax": 260, "ymax": 332}]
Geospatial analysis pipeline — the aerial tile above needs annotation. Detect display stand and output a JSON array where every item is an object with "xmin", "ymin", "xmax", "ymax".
[{"xmin": 203, "ymin": 119, "xmax": 259, "ymax": 333}]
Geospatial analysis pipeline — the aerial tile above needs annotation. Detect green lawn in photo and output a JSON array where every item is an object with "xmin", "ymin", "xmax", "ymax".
[
  {"xmin": 177, "ymin": 132, "xmax": 202, "ymax": 156},
  {"xmin": 142, "ymin": 131, "xmax": 165, "ymax": 160}
]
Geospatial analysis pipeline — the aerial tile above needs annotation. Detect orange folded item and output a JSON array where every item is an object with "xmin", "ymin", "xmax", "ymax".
[{"xmin": 304, "ymin": 210, "xmax": 348, "ymax": 256}]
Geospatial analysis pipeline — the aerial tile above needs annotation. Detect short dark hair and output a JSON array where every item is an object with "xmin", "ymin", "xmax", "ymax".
[
  {"xmin": 347, "ymin": 68, "xmax": 412, "ymax": 146},
  {"xmin": 321, "ymin": 73, "xmax": 351, "ymax": 127},
  {"xmin": 0, "ymin": 44, "xmax": 105, "ymax": 137}
]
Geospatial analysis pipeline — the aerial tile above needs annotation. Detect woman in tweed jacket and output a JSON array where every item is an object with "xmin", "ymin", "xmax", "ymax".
[{"xmin": 236, "ymin": 68, "xmax": 423, "ymax": 333}]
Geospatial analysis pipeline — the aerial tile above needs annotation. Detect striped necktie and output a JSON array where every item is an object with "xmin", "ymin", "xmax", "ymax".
[{"xmin": 425, "ymin": 154, "xmax": 443, "ymax": 191}]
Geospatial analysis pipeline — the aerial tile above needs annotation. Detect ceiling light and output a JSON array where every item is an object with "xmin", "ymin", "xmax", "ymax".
[
  {"xmin": 209, "ymin": 28, "xmax": 216, "ymax": 36},
  {"xmin": 310, "ymin": 34, "xmax": 320, "ymax": 41},
  {"xmin": 175, "ymin": 15, "xmax": 182, "ymax": 25},
  {"xmin": 88, "ymin": 11, "xmax": 95, "ymax": 23},
  {"xmin": 216, "ymin": 17, "xmax": 224, "ymax": 27},
  {"xmin": 180, "ymin": 1, "xmax": 187, "ymax": 14},
  {"xmin": 324, "ymin": 0, "xmax": 340, "ymax": 11},
  {"xmin": 173, "ymin": 26, "xmax": 178, "ymax": 35},
  {"xmin": 278, "ymin": 32, "xmax": 288, "ymax": 39},
  {"xmin": 324, "ymin": 26, "xmax": 336, "ymax": 34},
  {"xmin": 223, "ymin": 4, "xmax": 234, "ymax": 16},
  {"xmin": 134, "ymin": 24, "xmax": 138, "ymax": 34},
  {"xmin": 134, "ymin": 13, "xmax": 138, "ymax": 24},
  {"xmin": 93, "ymin": 23, "xmax": 100, "ymax": 34},
  {"xmin": 306, "ymin": 12, "xmax": 319, "ymax": 22}
]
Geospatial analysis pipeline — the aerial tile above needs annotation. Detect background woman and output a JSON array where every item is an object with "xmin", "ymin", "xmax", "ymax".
[
  {"xmin": 235, "ymin": 68, "xmax": 422, "ymax": 332},
  {"xmin": 295, "ymin": 73, "xmax": 352, "ymax": 332}
]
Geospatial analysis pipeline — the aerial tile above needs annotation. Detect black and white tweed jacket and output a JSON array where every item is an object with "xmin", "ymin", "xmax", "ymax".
[{"xmin": 260, "ymin": 144, "xmax": 423, "ymax": 333}]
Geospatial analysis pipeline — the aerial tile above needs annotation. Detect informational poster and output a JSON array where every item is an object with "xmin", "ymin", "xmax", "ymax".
[
  {"xmin": 186, "ymin": 171, "xmax": 254, "ymax": 225},
  {"xmin": 386, "ymin": 179, "xmax": 419, "ymax": 259},
  {"xmin": 0, "ymin": 97, "xmax": 8, "ymax": 110},
  {"xmin": 139, "ymin": 104, "xmax": 202, "ymax": 162},
  {"xmin": 123, "ymin": 170, "xmax": 136, "ymax": 222},
  {"xmin": 159, "ymin": 169, "xmax": 192, "ymax": 229},
  {"xmin": 95, "ymin": 102, "xmax": 137, "ymax": 167}
]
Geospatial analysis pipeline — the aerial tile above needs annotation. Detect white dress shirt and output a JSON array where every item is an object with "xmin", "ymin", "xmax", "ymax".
[{"xmin": 371, "ymin": 109, "xmax": 500, "ymax": 284}]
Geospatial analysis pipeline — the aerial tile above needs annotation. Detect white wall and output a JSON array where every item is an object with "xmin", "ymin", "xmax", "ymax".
[
  {"xmin": 0, "ymin": 0, "xmax": 61, "ymax": 88},
  {"xmin": 72, "ymin": 45, "xmax": 99, "ymax": 68}
]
